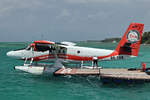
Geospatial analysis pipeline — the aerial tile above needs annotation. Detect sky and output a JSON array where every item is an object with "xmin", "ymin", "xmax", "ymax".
[{"xmin": 0, "ymin": 0, "xmax": 150, "ymax": 42}]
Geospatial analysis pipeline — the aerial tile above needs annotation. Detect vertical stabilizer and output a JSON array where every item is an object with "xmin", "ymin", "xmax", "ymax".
[{"xmin": 115, "ymin": 23, "xmax": 144, "ymax": 56}]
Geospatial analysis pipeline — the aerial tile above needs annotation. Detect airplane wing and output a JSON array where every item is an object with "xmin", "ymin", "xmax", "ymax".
[{"xmin": 60, "ymin": 41, "xmax": 76, "ymax": 46}]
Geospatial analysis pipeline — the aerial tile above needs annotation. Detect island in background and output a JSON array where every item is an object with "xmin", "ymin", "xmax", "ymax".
[{"xmin": 86, "ymin": 31, "xmax": 150, "ymax": 44}]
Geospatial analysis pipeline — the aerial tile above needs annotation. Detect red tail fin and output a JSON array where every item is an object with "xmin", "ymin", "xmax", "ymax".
[{"xmin": 115, "ymin": 23, "xmax": 144, "ymax": 56}]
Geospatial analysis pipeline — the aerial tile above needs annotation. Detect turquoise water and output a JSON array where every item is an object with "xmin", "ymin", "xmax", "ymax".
[{"xmin": 1, "ymin": 42, "xmax": 150, "ymax": 100}]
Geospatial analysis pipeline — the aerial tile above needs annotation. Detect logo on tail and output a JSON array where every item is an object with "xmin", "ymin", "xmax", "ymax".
[{"xmin": 126, "ymin": 30, "xmax": 140, "ymax": 43}]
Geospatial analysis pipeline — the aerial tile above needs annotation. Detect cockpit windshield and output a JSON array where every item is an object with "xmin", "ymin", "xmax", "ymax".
[{"xmin": 25, "ymin": 43, "xmax": 67, "ymax": 53}]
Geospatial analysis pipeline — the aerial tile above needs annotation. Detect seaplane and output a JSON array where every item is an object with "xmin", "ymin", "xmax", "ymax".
[{"xmin": 7, "ymin": 23, "xmax": 144, "ymax": 75}]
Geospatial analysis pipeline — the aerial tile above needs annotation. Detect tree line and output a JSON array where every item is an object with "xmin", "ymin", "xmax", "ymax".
[{"xmin": 141, "ymin": 31, "xmax": 150, "ymax": 44}]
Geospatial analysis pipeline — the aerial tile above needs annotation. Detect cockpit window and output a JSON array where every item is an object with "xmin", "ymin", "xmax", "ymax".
[
  {"xmin": 26, "ymin": 46, "xmax": 31, "ymax": 50},
  {"xmin": 35, "ymin": 43, "xmax": 50, "ymax": 52}
]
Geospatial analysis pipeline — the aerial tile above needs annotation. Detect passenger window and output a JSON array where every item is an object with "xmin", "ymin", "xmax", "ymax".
[
  {"xmin": 63, "ymin": 50, "xmax": 65, "ymax": 54},
  {"xmin": 77, "ymin": 51, "xmax": 80, "ymax": 54}
]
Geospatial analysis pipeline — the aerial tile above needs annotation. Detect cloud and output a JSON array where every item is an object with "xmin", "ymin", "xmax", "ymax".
[
  {"xmin": 0, "ymin": 0, "xmax": 150, "ymax": 42},
  {"xmin": 56, "ymin": 9, "xmax": 71, "ymax": 19},
  {"xmin": 87, "ymin": 11, "xmax": 112, "ymax": 20},
  {"xmin": 0, "ymin": 6, "xmax": 13, "ymax": 17},
  {"xmin": 64, "ymin": 0, "xmax": 130, "ymax": 4},
  {"xmin": 0, "ymin": 0, "xmax": 45, "ymax": 17}
]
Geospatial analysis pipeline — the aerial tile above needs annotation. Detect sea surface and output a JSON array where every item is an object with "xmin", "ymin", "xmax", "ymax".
[{"xmin": 0, "ymin": 42, "xmax": 150, "ymax": 100}]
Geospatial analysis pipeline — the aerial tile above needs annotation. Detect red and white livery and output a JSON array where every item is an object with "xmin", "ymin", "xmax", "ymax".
[{"xmin": 7, "ymin": 23, "xmax": 144, "ymax": 63}]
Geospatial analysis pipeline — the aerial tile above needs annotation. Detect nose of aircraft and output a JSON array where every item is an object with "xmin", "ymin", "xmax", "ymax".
[
  {"xmin": 7, "ymin": 50, "xmax": 25, "ymax": 59},
  {"xmin": 6, "ymin": 51, "xmax": 15, "ymax": 57}
]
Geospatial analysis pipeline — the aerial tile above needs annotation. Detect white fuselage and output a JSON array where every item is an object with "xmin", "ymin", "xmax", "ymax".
[
  {"xmin": 7, "ymin": 45, "xmax": 121, "ymax": 63},
  {"xmin": 66, "ymin": 46, "xmax": 113, "ymax": 57}
]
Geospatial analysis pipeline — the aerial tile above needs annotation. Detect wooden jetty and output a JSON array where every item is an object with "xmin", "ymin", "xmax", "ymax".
[
  {"xmin": 54, "ymin": 68, "xmax": 150, "ymax": 82},
  {"xmin": 55, "ymin": 68, "xmax": 100, "ymax": 75}
]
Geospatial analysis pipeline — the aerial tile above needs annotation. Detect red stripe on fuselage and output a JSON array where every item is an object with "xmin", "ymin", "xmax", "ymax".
[{"xmin": 23, "ymin": 51, "xmax": 118, "ymax": 61}]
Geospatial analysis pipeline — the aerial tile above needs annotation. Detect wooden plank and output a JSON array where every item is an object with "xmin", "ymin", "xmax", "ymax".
[
  {"xmin": 76, "ymin": 69, "xmax": 99, "ymax": 75},
  {"xmin": 54, "ymin": 68, "xmax": 100, "ymax": 75},
  {"xmin": 100, "ymin": 68, "xmax": 150, "ymax": 80},
  {"xmin": 70, "ymin": 68, "xmax": 77, "ymax": 74},
  {"xmin": 54, "ymin": 68, "xmax": 64, "ymax": 74}
]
